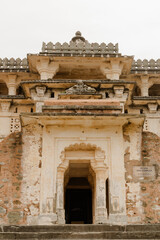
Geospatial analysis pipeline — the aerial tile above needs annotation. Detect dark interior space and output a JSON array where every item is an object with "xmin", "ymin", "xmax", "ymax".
[
  {"xmin": 65, "ymin": 188, "xmax": 92, "ymax": 224},
  {"xmin": 65, "ymin": 176, "xmax": 93, "ymax": 224}
]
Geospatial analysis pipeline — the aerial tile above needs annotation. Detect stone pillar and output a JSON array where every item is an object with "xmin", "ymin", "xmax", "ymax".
[
  {"xmin": 56, "ymin": 170, "xmax": 65, "ymax": 224},
  {"xmin": 141, "ymin": 76, "xmax": 149, "ymax": 96},
  {"xmin": 8, "ymin": 75, "xmax": 17, "ymax": 95},
  {"xmin": 100, "ymin": 60, "xmax": 123, "ymax": 80},
  {"xmin": 36, "ymin": 59, "xmax": 59, "ymax": 80},
  {"xmin": 95, "ymin": 169, "xmax": 108, "ymax": 224}
]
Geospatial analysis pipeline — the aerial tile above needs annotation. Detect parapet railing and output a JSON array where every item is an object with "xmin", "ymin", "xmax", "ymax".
[
  {"xmin": 41, "ymin": 41, "xmax": 119, "ymax": 55},
  {"xmin": 0, "ymin": 58, "xmax": 29, "ymax": 71},
  {"xmin": 131, "ymin": 59, "xmax": 160, "ymax": 71}
]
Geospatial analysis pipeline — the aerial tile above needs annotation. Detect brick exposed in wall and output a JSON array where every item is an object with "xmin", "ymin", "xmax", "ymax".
[{"xmin": 0, "ymin": 132, "xmax": 23, "ymax": 225}]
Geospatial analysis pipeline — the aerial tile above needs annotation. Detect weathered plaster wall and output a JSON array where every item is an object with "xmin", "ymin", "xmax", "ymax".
[
  {"xmin": 141, "ymin": 131, "xmax": 160, "ymax": 223},
  {"xmin": 123, "ymin": 123, "xmax": 143, "ymax": 223},
  {"xmin": 0, "ymin": 132, "xmax": 23, "ymax": 224},
  {"xmin": 124, "ymin": 123, "xmax": 160, "ymax": 224},
  {"xmin": 21, "ymin": 123, "xmax": 42, "ymax": 225}
]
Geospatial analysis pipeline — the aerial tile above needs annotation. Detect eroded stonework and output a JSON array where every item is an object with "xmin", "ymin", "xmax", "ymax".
[{"xmin": 0, "ymin": 32, "xmax": 160, "ymax": 225}]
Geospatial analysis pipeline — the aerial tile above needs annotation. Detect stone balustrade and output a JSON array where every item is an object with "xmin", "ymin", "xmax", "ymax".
[
  {"xmin": 131, "ymin": 59, "xmax": 160, "ymax": 71},
  {"xmin": 41, "ymin": 41, "xmax": 119, "ymax": 55},
  {"xmin": 0, "ymin": 58, "xmax": 29, "ymax": 71}
]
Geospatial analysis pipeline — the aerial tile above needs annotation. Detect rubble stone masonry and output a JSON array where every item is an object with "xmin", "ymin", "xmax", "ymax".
[
  {"xmin": 124, "ymin": 125, "xmax": 160, "ymax": 224},
  {"xmin": 0, "ymin": 132, "xmax": 23, "ymax": 224}
]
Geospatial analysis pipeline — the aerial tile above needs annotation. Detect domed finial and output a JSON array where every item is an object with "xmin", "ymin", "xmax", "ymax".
[
  {"xmin": 71, "ymin": 31, "xmax": 85, "ymax": 43},
  {"xmin": 75, "ymin": 31, "xmax": 82, "ymax": 36}
]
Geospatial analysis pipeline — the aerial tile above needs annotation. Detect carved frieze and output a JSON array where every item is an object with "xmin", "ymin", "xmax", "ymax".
[{"xmin": 65, "ymin": 81, "xmax": 96, "ymax": 95}]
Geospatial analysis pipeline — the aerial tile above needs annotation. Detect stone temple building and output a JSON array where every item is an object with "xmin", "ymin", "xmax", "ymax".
[{"xmin": 0, "ymin": 31, "xmax": 160, "ymax": 226}]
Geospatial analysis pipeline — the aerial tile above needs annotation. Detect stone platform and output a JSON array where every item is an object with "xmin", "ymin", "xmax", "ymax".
[{"xmin": 0, "ymin": 224, "xmax": 160, "ymax": 239}]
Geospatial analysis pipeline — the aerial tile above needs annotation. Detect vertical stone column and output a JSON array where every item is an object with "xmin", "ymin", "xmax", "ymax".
[
  {"xmin": 36, "ymin": 59, "xmax": 59, "ymax": 80},
  {"xmin": 110, "ymin": 60, "xmax": 122, "ymax": 80},
  {"xmin": 100, "ymin": 60, "xmax": 123, "ymax": 80},
  {"xmin": 8, "ymin": 75, "xmax": 17, "ymax": 95},
  {"xmin": 95, "ymin": 168, "xmax": 108, "ymax": 224},
  {"xmin": 141, "ymin": 76, "xmax": 149, "ymax": 96},
  {"xmin": 56, "ymin": 169, "xmax": 65, "ymax": 224}
]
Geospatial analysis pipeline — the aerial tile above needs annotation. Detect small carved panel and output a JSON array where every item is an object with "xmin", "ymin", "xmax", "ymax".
[{"xmin": 10, "ymin": 117, "xmax": 21, "ymax": 133}]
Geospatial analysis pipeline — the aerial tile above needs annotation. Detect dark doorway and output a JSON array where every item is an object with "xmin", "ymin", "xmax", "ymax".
[{"xmin": 65, "ymin": 188, "xmax": 92, "ymax": 224}]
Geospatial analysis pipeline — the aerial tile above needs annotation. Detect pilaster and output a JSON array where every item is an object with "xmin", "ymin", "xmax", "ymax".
[
  {"xmin": 56, "ymin": 169, "xmax": 65, "ymax": 224},
  {"xmin": 95, "ymin": 169, "xmax": 108, "ymax": 224},
  {"xmin": 7, "ymin": 75, "xmax": 17, "ymax": 95},
  {"xmin": 140, "ymin": 75, "xmax": 149, "ymax": 96}
]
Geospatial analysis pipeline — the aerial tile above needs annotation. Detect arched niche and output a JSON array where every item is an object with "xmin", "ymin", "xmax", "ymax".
[
  {"xmin": 16, "ymin": 85, "xmax": 24, "ymax": 95},
  {"xmin": 133, "ymin": 85, "xmax": 141, "ymax": 96},
  {"xmin": 0, "ymin": 80, "xmax": 8, "ymax": 95},
  {"xmin": 56, "ymin": 143, "xmax": 108, "ymax": 224},
  {"xmin": 149, "ymin": 84, "xmax": 160, "ymax": 96}
]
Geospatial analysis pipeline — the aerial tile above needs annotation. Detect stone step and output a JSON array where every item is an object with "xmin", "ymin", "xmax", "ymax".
[
  {"xmin": 0, "ymin": 225, "xmax": 160, "ymax": 239},
  {"xmin": 0, "ymin": 231, "xmax": 160, "ymax": 239},
  {"xmin": 1, "ymin": 224, "xmax": 160, "ymax": 233}
]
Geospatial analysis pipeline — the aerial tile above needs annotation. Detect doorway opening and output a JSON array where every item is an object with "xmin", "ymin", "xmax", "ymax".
[{"xmin": 64, "ymin": 163, "xmax": 94, "ymax": 224}]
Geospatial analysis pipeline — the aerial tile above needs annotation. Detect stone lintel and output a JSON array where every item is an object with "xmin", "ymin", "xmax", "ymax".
[{"xmin": 20, "ymin": 113, "xmax": 144, "ymax": 128}]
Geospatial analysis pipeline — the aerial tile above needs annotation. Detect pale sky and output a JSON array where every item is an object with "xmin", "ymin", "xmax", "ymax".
[{"xmin": 0, "ymin": 0, "xmax": 160, "ymax": 60}]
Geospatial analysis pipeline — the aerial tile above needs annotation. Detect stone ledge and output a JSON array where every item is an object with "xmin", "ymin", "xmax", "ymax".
[
  {"xmin": 43, "ymin": 105, "xmax": 122, "ymax": 110},
  {"xmin": 44, "ymin": 99, "xmax": 121, "ymax": 106},
  {"xmin": 0, "ymin": 95, "xmax": 25, "ymax": 99}
]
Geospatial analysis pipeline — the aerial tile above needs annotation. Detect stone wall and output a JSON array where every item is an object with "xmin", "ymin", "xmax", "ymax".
[
  {"xmin": 124, "ymin": 125, "xmax": 160, "ymax": 224},
  {"xmin": 0, "ymin": 132, "xmax": 23, "ymax": 224}
]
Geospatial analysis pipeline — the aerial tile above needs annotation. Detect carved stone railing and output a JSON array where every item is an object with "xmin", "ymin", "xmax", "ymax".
[
  {"xmin": 0, "ymin": 58, "xmax": 29, "ymax": 71},
  {"xmin": 41, "ymin": 41, "xmax": 119, "ymax": 55},
  {"xmin": 131, "ymin": 59, "xmax": 160, "ymax": 71}
]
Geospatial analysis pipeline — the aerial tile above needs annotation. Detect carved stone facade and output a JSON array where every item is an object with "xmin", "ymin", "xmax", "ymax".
[{"xmin": 0, "ymin": 32, "xmax": 160, "ymax": 225}]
